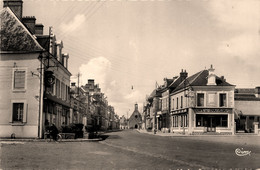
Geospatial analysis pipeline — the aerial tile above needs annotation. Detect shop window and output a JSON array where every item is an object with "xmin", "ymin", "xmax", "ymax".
[
  {"xmin": 216, "ymin": 115, "xmax": 228, "ymax": 127},
  {"xmin": 197, "ymin": 93, "xmax": 204, "ymax": 107},
  {"xmin": 219, "ymin": 93, "xmax": 227, "ymax": 107},
  {"xmin": 196, "ymin": 114, "xmax": 204, "ymax": 127}
]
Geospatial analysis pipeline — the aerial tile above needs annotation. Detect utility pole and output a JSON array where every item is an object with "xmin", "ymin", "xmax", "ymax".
[{"xmin": 77, "ymin": 73, "xmax": 80, "ymax": 95}]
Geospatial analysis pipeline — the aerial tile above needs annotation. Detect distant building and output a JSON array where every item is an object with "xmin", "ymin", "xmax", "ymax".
[
  {"xmin": 234, "ymin": 87, "xmax": 260, "ymax": 133},
  {"xmin": 119, "ymin": 115, "xmax": 127, "ymax": 129},
  {"xmin": 128, "ymin": 104, "xmax": 142, "ymax": 129}
]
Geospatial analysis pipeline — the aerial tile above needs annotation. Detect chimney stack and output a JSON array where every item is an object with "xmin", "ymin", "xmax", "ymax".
[
  {"xmin": 4, "ymin": 0, "xmax": 23, "ymax": 20},
  {"xmin": 35, "ymin": 24, "xmax": 44, "ymax": 35},
  {"xmin": 180, "ymin": 69, "xmax": 188, "ymax": 82},
  {"xmin": 22, "ymin": 16, "xmax": 36, "ymax": 34},
  {"xmin": 207, "ymin": 64, "xmax": 216, "ymax": 85},
  {"xmin": 255, "ymin": 87, "xmax": 260, "ymax": 98}
]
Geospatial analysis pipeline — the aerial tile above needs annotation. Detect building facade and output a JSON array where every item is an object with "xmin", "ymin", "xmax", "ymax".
[
  {"xmin": 170, "ymin": 66, "xmax": 235, "ymax": 135},
  {"xmin": 234, "ymin": 87, "xmax": 260, "ymax": 134},
  {"xmin": 128, "ymin": 104, "xmax": 142, "ymax": 129},
  {"xmin": 0, "ymin": 2, "xmax": 44, "ymax": 138}
]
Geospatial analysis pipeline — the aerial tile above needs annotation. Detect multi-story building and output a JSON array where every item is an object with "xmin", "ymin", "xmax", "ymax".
[
  {"xmin": 145, "ymin": 89, "xmax": 161, "ymax": 130},
  {"xmin": 42, "ymin": 30, "xmax": 71, "ymax": 136},
  {"xmin": 0, "ymin": 0, "xmax": 72, "ymax": 138},
  {"xmin": 0, "ymin": 2, "xmax": 45, "ymax": 138},
  {"xmin": 170, "ymin": 65, "xmax": 235, "ymax": 135}
]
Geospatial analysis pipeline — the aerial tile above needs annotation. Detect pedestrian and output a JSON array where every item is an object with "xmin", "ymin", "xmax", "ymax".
[{"xmin": 49, "ymin": 123, "xmax": 59, "ymax": 141}]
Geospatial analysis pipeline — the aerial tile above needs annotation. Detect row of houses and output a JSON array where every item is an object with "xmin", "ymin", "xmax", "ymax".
[
  {"xmin": 0, "ymin": 0, "xmax": 119, "ymax": 138},
  {"xmin": 142, "ymin": 66, "xmax": 260, "ymax": 135}
]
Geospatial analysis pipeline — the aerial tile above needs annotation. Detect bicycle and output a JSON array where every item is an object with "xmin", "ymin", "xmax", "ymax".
[{"xmin": 44, "ymin": 131, "xmax": 62, "ymax": 142}]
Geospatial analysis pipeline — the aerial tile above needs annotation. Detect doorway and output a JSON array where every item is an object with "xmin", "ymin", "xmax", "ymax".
[
  {"xmin": 135, "ymin": 124, "xmax": 138, "ymax": 129},
  {"xmin": 207, "ymin": 116, "xmax": 216, "ymax": 132}
]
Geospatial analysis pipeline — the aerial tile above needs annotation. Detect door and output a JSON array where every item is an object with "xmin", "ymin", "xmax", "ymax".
[{"xmin": 207, "ymin": 116, "xmax": 216, "ymax": 132}]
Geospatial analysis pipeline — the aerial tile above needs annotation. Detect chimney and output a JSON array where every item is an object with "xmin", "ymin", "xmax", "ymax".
[
  {"xmin": 207, "ymin": 64, "xmax": 216, "ymax": 85},
  {"xmin": 220, "ymin": 76, "xmax": 226, "ymax": 82},
  {"xmin": 255, "ymin": 87, "xmax": 260, "ymax": 98},
  {"xmin": 71, "ymin": 82, "xmax": 76, "ymax": 87},
  {"xmin": 22, "ymin": 16, "xmax": 36, "ymax": 34},
  {"xmin": 180, "ymin": 69, "xmax": 188, "ymax": 82},
  {"xmin": 4, "ymin": 0, "xmax": 23, "ymax": 20},
  {"xmin": 35, "ymin": 24, "xmax": 44, "ymax": 35}
]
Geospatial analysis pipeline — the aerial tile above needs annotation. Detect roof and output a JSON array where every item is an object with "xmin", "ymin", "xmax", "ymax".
[
  {"xmin": 172, "ymin": 69, "xmax": 234, "ymax": 93},
  {"xmin": 0, "ymin": 7, "xmax": 44, "ymax": 52},
  {"xmin": 148, "ymin": 89, "xmax": 162, "ymax": 101},
  {"xmin": 235, "ymin": 94, "xmax": 260, "ymax": 101}
]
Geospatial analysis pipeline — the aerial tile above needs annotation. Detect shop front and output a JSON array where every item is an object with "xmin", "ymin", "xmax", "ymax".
[{"xmin": 192, "ymin": 108, "xmax": 234, "ymax": 135}]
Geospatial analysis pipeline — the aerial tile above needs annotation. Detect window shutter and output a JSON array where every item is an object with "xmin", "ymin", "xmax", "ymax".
[
  {"xmin": 14, "ymin": 71, "xmax": 25, "ymax": 89},
  {"xmin": 22, "ymin": 103, "xmax": 27, "ymax": 123}
]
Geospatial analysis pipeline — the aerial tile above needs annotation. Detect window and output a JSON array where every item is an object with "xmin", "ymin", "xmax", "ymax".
[
  {"xmin": 56, "ymin": 79, "xmax": 60, "ymax": 98},
  {"xmin": 159, "ymin": 99, "xmax": 162, "ymax": 110},
  {"xmin": 219, "ymin": 93, "xmax": 227, "ymax": 107},
  {"xmin": 173, "ymin": 116, "xmax": 178, "ymax": 127},
  {"xmin": 196, "ymin": 114, "xmax": 204, "ymax": 127},
  {"xmin": 172, "ymin": 99, "xmax": 174, "ymax": 110},
  {"xmin": 181, "ymin": 96, "xmax": 183, "ymax": 108},
  {"xmin": 216, "ymin": 115, "xmax": 228, "ymax": 127},
  {"xmin": 13, "ymin": 69, "xmax": 26, "ymax": 91},
  {"xmin": 197, "ymin": 93, "xmax": 204, "ymax": 107},
  {"xmin": 13, "ymin": 103, "xmax": 23, "ymax": 122},
  {"xmin": 176, "ymin": 97, "xmax": 179, "ymax": 109}
]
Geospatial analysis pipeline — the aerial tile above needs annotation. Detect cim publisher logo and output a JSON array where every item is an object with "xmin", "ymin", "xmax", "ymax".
[{"xmin": 235, "ymin": 148, "xmax": 251, "ymax": 156}]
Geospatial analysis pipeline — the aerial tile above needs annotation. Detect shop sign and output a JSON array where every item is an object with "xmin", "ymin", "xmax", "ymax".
[{"xmin": 194, "ymin": 108, "xmax": 231, "ymax": 113}]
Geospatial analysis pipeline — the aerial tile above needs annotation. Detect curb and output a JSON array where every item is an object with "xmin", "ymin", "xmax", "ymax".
[
  {"xmin": 136, "ymin": 130, "xmax": 260, "ymax": 137},
  {"xmin": 0, "ymin": 138, "xmax": 103, "ymax": 142}
]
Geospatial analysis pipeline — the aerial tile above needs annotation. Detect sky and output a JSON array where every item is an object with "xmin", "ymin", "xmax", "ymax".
[{"xmin": 6, "ymin": 0, "xmax": 260, "ymax": 117}]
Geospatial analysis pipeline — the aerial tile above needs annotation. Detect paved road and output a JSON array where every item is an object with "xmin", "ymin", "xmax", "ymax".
[{"xmin": 1, "ymin": 130, "xmax": 259, "ymax": 169}]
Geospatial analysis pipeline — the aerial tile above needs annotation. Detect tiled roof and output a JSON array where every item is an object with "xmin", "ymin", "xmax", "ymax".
[
  {"xmin": 172, "ymin": 69, "xmax": 234, "ymax": 93},
  {"xmin": 0, "ymin": 7, "xmax": 43, "ymax": 52}
]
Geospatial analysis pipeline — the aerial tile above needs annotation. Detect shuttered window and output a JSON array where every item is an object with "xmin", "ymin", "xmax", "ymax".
[{"xmin": 14, "ymin": 70, "xmax": 25, "ymax": 89}]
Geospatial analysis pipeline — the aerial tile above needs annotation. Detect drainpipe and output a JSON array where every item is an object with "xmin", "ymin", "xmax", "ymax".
[{"xmin": 38, "ymin": 53, "xmax": 44, "ymax": 138}]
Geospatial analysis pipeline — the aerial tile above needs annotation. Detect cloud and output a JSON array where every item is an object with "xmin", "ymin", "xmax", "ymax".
[
  {"xmin": 209, "ymin": 0, "xmax": 260, "ymax": 31},
  {"xmin": 77, "ymin": 56, "xmax": 146, "ymax": 116},
  {"xmin": 208, "ymin": 0, "xmax": 260, "ymax": 66},
  {"xmin": 79, "ymin": 56, "xmax": 111, "ymax": 87},
  {"xmin": 60, "ymin": 14, "xmax": 86, "ymax": 33}
]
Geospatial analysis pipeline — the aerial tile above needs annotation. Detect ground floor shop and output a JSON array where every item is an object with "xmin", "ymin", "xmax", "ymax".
[
  {"xmin": 171, "ymin": 108, "xmax": 235, "ymax": 135},
  {"xmin": 43, "ymin": 99, "xmax": 70, "ymax": 137}
]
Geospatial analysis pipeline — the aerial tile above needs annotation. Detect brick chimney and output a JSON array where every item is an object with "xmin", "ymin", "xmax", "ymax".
[
  {"xmin": 35, "ymin": 24, "xmax": 44, "ymax": 35},
  {"xmin": 4, "ymin": 0, "xmax": 23, "ymax": 20},
  {"xmin": 180, "ymin": 69, "xmax": 188, "ymax": 82},
  {"xmin": 22, "ymin": 16, "xmax": 36, "ymax": 34}
]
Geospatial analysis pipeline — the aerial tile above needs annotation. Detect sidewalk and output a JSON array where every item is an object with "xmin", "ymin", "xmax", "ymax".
[{"xmin": 136, "ymin": 129, "xmax": 260, "ymax": 137}]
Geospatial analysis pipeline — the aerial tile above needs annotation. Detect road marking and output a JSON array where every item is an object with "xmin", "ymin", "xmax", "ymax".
[{"xmin": 100, "ymin": 141, "xmax": 210, "ymax": 169}]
